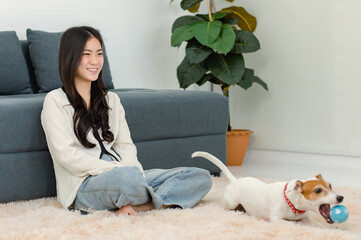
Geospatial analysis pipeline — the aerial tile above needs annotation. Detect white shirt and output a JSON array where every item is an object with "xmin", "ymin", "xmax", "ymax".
[{"xmin": 41, "ymin": 88, "xmax": 144, "ymax": 208}]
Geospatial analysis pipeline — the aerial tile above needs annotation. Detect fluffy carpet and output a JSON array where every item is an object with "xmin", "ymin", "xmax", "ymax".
[{"xmin": 1, "ymin": 174, "xmax": 360, "ymax": 240}]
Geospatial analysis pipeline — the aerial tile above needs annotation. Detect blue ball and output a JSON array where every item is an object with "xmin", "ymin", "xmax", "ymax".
[{"xmin": 330, "ymin": 205, "xmax": 349, "ymax": 223}]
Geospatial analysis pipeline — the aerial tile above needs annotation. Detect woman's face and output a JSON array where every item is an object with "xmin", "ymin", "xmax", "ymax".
[{"xmin": 74, "ymin": 37, "xmax": 104, "ymax": 85}]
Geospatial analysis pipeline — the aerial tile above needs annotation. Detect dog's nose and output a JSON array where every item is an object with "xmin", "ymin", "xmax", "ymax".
[{"xmin": 337, "ymin": 195, "xmax": 344, "ymax": 203}]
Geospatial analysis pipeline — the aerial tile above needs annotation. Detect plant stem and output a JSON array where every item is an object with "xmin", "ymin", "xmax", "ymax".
[
  {"xmin": 221, "ymin": 83, "xmax": 230, "ymax": 97},
  {"xmin": 210, "ymin": 0, "xmax": 216, "ymax": 13},
  {"xmin": 221, "ymin": 83, "xmax": 232, "ymax": 131},
  {"xmin": 206, "ymin": 0, "xmax": 213, "ymax": 22}
]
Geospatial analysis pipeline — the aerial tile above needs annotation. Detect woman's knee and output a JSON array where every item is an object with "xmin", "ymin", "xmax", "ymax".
[
  {"xmin": 186, "ymin": 167, "xmax": 213, "ymax": 191},
  {"xmin": 112, "ymin": 167, "xmax": 149, "ymax": 196}
]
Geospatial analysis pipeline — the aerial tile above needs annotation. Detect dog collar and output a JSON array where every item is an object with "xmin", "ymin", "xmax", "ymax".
[{"xmin": 284, "ymin": 183, "xmax": 306, "ymax": 214}]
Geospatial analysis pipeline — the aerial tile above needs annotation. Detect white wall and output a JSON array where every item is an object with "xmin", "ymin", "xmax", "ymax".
[
  {"xmin": 1, "ymin": 0, "xmax": 361, "ymax": 159},
  {"xmin": 213, "ymin": 0, "xmax": 361, "ymax": 158}
]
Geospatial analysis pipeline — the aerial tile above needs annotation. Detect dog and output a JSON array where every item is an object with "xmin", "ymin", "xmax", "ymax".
[{"xmin": 192, "ymin": 151, "xmax": 344, "ymax": 224}]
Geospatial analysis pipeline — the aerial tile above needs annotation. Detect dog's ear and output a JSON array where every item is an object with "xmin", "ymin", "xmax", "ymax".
[
  {"xmin": 294, "ymin": 180, "xmax": 303, "ymax": 192},
  {"xmin": 315, "ymin": 174, "xmax": 324, "ymax": 181}
]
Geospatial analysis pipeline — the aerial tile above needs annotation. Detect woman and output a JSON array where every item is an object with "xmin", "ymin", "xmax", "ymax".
[{"xmin": 41, "ymin": 26, "xmax": 212, "ymax": 216}]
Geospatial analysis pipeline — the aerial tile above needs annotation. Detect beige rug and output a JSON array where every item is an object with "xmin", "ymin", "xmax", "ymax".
[{"xmin": 1, "ymin": 174, "xmax": 360, "ymax": 240}]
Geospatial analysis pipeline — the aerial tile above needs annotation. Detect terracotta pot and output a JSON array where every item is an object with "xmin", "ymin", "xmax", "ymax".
[{"xmin": 226, "ymin": 129, "xmax": 253, "ymax": 166}]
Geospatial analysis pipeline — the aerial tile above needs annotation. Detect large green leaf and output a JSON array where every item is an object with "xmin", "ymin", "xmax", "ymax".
[
  {"xmin": 223, "ymin": 16, "xmax": 239, "ymax": 26},
  {"xmin": 193, "ymin": 20, "xmax": 222, "ymax": 47},
  {"xmin": 185, "ymin": 40, "xmax": 213, "ymax": 64},
  {"xmin": 254, "ymin": 76, "xmax": 268, "ymax": 90},
  {"xmin": 210, "ymin": 24, "xmax": 236, "ymax": 54},
  {"xmin": 236, "ymin": 68, "xmax": 253, "ymax": 90},
  {"xmin": 212, "ymin": 11, "xmax": 232, "ymax": 20},
  {"xmin": 221, "ymin": 6, "xmax": 257, "ymax": 32},
  {"xmin": 181, "ymin": 0, "xmax": 203, "ymax": 10},
  {"xmin": 177, "ymin": 56, "xmax": 207, "ymax": 89},
  {"xmin": 207, "ymin": 53, "xmax": 245, "ymax": 85},
  {"xmin": 171, "ymin": 24, "xmax": 195, "ymax": 47},
  {"xmin": 196, "ymin": 11, "xmax": 231, "ymax": 21},
  {"xmin": 209, "ymin": 77, "xmax": 222, "ymax": 85},
  {"xmin": 171, "ymin": 15, "xmax": 202, "ymax": 33},
  {"xmin": 196, "ymin": 74, "xmax": 212, "ymax": 86},
  {"xmin": 236, "ymin": 68, "xmax": 268, "ymax": 91},
  {"xmin": 196, "ymin": 74, "xmax": 222, "ymax": 86},
  {"xmin": 232, "ymin": 30, "xmax": 260, "ymax": 53},
  {"xmin": 188, "ymin": 2, "xmax": 200, "ymax": 12}
]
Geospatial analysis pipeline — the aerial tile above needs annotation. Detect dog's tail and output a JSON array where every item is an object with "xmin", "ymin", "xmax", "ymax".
[{"xmin": 192, "ymin": 151, "xmax": 237, "ymax": 183}]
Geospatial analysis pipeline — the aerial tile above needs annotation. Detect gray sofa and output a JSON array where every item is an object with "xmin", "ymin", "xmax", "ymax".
[{"xmin": 0, "ymin": 30, "xmax": 228, "ymax": 203}]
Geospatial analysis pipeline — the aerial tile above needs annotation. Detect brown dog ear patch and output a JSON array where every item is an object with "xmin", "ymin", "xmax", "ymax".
[{"xmin": 315, "ymin": 174, "xmax": 324, "ymax": 181}]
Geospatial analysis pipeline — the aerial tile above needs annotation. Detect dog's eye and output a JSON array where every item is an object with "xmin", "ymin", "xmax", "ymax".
[
  {"xmin": 314, "ymin": 188, "xmax": 322, "ymax": 194},
  {"xmin": 329, "ymin": 184, "xmax": 332, "ymax": 189}
]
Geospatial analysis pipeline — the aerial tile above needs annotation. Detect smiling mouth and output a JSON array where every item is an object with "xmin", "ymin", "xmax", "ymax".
[
  {"xmin": 88, "ymin": 68, "xmax": 98, "ymax": 72},
  {"xmin": 319, "ymin": 204, "xmax": 333, "ymax": 224}
]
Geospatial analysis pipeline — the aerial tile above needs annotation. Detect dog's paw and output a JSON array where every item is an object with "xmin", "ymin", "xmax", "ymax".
[{"xmin": 223, "ymin": 198, "xmax": 239, "ymax": 210}]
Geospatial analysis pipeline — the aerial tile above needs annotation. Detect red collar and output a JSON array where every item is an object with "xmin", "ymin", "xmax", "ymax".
[{"xmin": 284, "ymin": 183, "xmax": 306, "ymax": 214}]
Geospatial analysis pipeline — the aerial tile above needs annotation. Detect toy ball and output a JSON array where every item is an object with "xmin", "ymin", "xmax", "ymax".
[{"xmin": 330, "ymin": 205, "xmax": 349, "ymax": 223}]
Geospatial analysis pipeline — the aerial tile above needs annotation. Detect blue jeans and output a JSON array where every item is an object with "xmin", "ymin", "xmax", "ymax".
[{"xmin": 74, "ymin": 165, "xmax": 212, "ymax": 211}]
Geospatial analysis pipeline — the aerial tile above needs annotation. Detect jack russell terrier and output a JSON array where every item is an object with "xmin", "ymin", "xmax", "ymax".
[{"xmin": 192, "ymin": 151, "xmax": 344, "ymax": 224}]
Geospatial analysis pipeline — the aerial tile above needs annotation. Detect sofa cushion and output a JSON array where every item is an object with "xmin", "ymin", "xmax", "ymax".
[
  {"xmin": 20, "ymin": 40, "xmax": 39, "ymax": 93},
  {"xmin": 0, "ymin": 31, "xmax": 32, "ymax": 95},
  {"xmin": 26, "ymin": 29, "xmax": 114, "ymax": 93}
]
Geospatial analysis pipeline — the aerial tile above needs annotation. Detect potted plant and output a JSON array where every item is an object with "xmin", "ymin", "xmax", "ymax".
[{"xmin": 170, "ymin": 0, "xmax": 268, "ymax": 165}]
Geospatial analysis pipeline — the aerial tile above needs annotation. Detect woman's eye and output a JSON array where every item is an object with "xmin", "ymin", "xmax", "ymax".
[
  {"xmin": 98, "ymin": 52, "xmax": 103, "ymax": 56},
  {"xmin": 314, "ymin": 188, "xmax": 322, "ymax": 194}
]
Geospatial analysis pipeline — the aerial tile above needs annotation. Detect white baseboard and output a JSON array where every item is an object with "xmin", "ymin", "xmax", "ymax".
[{"xmin": 236, "ymin": 149, "xmax": 361, "ymax": 190}]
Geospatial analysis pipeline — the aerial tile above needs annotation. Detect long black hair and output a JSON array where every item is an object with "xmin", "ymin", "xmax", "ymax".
[{"xmin": 59, "ymin": 26, "xmax": 114, "ymax": 148}]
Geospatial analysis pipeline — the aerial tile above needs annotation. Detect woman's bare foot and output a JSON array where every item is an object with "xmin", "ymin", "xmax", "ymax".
[
  {"xmin": 115, "ymin": 205, "xmax": 137, "ymax": 216},
  {"xmin": 132, "ymin": 202, "xmax": 155, "ymax": 212},
  {"xmin": 115, "ymin": 202, "xmax": 180, "ymax": 216},
  {"xmin": 115, "ymin": 202, "xmax": 154, "ymax": 216}
]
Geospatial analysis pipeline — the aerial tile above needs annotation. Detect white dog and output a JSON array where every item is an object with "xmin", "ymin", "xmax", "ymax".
[{"xmin": 192, "ymin": 151, "xmax": 344, "ymax": 224}]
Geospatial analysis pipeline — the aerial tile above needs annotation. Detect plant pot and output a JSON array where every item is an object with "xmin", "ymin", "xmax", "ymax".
[{"xmin": 226, "ymin": 129, "xmax": 254, "ymax": 166}]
